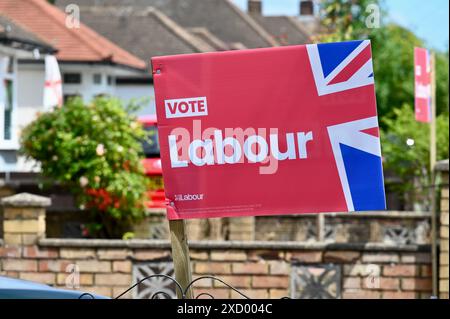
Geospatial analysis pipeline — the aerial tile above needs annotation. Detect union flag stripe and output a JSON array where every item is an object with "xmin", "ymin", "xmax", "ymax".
[{"xmin": 328, "ymin": 45, "xmax": 372, "ymax": 85}]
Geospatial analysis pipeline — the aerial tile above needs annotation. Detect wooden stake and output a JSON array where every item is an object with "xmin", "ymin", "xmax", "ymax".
[
  {"xmin": 317, "ymin": 214, "xmax": 325, "ymax": 242},
  {"xmin": 169, "ymin": 219, "xmax": 193, "ymax": 299}
]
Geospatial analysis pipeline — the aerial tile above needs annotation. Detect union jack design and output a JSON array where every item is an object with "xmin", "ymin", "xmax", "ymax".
[
  {"xmin": 153, "ymin": 40, "xmax": 386, "ymax": 220},
  {"xmin": 327, "ymin": 117, "xmax": 386, "ymax": 211},
  {"xmin": 305, "ymin": 40, "xmax": 385, "ymax": 211},
  {"xmin": 306, "ymin": 40, "xmax": 374, "ymax": 96}
]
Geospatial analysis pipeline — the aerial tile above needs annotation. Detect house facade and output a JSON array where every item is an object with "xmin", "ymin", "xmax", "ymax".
[
  {"xmin": 63, "ymin": 5, "xmax": 217, "ymax": 116},
  {"xmin": 0, "ymin": 0, "xmax": 147, "ymax": 173},
  {"xmin": 0, "ymin": 14, "xmax": 56, "ymax": 171}
]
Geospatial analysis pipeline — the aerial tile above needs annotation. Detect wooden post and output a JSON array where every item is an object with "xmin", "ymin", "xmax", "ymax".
[
  {"xmin": 169, "ymin": 219, "xmax": 194, "ymax": 299},
  {"xmin": 430, "ymin": 52, "xmax": 438, "ymax": 297},
  {"xmin": 317, "ymin": 214, "xmax": 325, "ymax": 242},
  {"xmin": 430, "ymin": 52, "xmax": 437, "ymax": 175}
]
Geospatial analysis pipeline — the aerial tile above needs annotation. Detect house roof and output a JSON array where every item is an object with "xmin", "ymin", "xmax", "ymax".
[
  {"xmin": 0, "ymin": 0, "xmax": 146, "ymax": 70},
  {"xmin": 71, "ymin": 6, "xmax": 215, "ymax": 65},
  {"xmin": 56, "ymin": 0, "xmax": 279, "ymax": 49},
  {"xmin": 0, "ymin": 14, "xmax": 55, "ymax": 53},
  {"xmin": 251, "ymin": 15, "xmax": 311, "ymax": 46},
  {"xmin": 187, "ymin": 27, "xmax": 231, "ymax": 51}
]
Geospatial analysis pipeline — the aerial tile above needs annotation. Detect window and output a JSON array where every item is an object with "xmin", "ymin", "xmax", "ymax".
[
  {"xmin": 3, "ymin": 79, "xmax": 13, "ymax": 140},
  {"xmin": 93, "ymin": 73, "xmax": 102, "ymax": 84},
  {"xmin": 107, "ymin": 75, "xmax": 114, "ymax": 86},
  {"xmin": 0, "ymin": 55, "xmax": 16, "ymax": 147},
  {"xmin": 6, "ymin": 56, "xmax": 13, "ymax": 74},
  {"xmin": 142, "ymin": 125, "xmax": 160, "ymax": 158},
  {"xmin": 63, "ymin": 73, "xmax": 82, "ymax": 84},
  {"xmin": 94, "ymin": 93, "xmax": 110, "ymax": 99},
  {"xmin": 63, "ymin": 94, "xmax": 81, "ymax": 104}
]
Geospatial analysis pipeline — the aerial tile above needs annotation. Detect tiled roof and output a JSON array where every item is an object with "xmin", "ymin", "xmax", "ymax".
[
  {"xmin": 0, "ymin": 0, "xmax": 146, "ymax": 69},
  {"xmin": 73, "ymin": 6, "xmax": 215, "ymax": 65},
  {"xmin": 0, "ymin": 12, "xmax": 51, "ymax": 49},
  {"xmin": 56, "ymin": 0, "xmax": 279, "ymax": 48},
  {"xmin": 251, "ymin": 15, "xmax": 311, "ymax": 46},
  {"xmin": 187, "ymin": 28, "xmax": 230, "ymax": 51}
]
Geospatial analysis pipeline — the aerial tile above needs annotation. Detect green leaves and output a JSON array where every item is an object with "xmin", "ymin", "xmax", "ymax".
[
  {"xmin": 318, "ymin": 1, "xmax": 448, "ymax": 120},
  {"xmin": 318, "ymin": 1, "xmax": 449, "ymax": 209},
  {"xmin": 370, "ymin": 24, "xmax": 423, "ymax": 120},
  {"xmin": 20, "ymin": 97, "xmax": 151, "ymax": 237},
  {"xmin": 381, "ymin": 104, "xmax": 449, "ymax": 207},
  {"xmin": 317, "ymin": 0, "xmax": 383, "ymax": 42}
]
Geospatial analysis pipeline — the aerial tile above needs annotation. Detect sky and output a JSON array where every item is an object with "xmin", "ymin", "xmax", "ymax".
[{"xmin": 231, "ymin": 0, "xmax": 449, "ymax": 52}]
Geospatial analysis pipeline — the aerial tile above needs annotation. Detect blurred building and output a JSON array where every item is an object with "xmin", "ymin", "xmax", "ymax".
[
  {"xmin": 1, "ymin": 14, "xmax": 56, "ymax": 160},
  {"xmin": 54, "ymin": 0, "xmax": 319, "ymax": 116},
  {"xmin": 247, "ymin": 0, "xmax": 312, "ymax": 45},
  {"xmin": 1, "ymin": 0, "xmax": 322, "ymax": 234},
  {"xmin": 0, "ymin": 0, "xmax": 147, "ymax": 172}
]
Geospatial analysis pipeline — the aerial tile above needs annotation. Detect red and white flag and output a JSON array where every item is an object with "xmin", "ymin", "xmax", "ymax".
[
  {"xmin": 414, "ymin": 47, "xmax": 432, "ymax": 123},
  {"xmin": 43, "ymin": 55, "xmax": 63, "ymax": 110}
]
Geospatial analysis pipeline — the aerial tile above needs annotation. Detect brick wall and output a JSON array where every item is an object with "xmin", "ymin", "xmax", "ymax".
[
  {"xmin": 131, "ymin": 210, "xmax": 431, "ymax": 244},
  {"xmin": 437, "ymin": 160, "xmax": 449, "ymax": 299},
  {"xmin": 0, "ymin": 240, "xmax": 433, "ymax": 299},
  {"xmin": 0, "ymin": 192, "xmax": 434, "ymax": 299}
]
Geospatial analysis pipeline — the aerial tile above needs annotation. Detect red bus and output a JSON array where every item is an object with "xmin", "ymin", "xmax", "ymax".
[{"xmin": 138, "ymin": 115, "xmax": 166, "ymax": 208}]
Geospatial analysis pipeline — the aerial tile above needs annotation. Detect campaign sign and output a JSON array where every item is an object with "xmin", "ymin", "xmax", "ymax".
[
  {"xmin": 152, "ymin": 40, "xmax": 386, "ymax": 220},
  {"xmin": 414, "ymin": 47, "xmax": 432, "ymax": 123}
]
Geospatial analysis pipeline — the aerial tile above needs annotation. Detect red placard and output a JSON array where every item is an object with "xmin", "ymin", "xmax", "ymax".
[
  {"xmin": 414, "ymin": 47, "xmax": 432, "ymax": 123},
  {"xmin": 152, "ymin": 40, "xmax": 386, "ymax": 220}
]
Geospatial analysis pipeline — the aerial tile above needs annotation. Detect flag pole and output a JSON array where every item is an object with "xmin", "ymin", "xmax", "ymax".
[
  {"xmin": 430, "ymin": 51, "xmax": 438, "ymax": 297},
  {"xmin": 430, "ymin": 52, "xmax": 437, "ymax": 175}
]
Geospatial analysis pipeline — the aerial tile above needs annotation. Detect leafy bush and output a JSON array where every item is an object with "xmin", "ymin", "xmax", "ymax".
[
  {"xmin": 20, "ymin": 97, "xmax": 151, "ymax": 238},
  {"xmin": 381, "ymin": 104, "xmax": 449, "ymax": 209}
]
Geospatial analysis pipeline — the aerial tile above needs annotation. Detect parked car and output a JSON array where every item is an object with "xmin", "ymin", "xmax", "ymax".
[
  {"xmin": 0, "ymin": 276, "xmax": 108, "ymax": 299},
  {"xmin": 138, "ymin": 115, "xmax": 166, "ymax": 208}
]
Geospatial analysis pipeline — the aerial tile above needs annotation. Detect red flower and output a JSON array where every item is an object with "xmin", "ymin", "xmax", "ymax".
[{"xmin": 85, "ymin": 188, "xmax": 114, "ymax": 211}]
